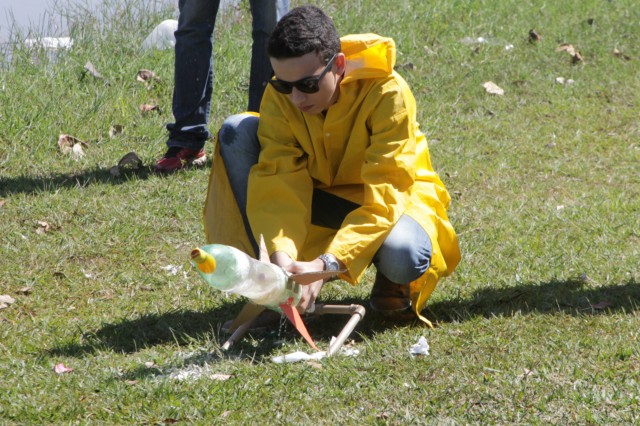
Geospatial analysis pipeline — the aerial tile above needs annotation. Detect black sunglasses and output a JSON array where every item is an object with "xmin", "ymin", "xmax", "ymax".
[{"xmin": 268, "ymin": 54, "xmax": 338, "ymax": 94}]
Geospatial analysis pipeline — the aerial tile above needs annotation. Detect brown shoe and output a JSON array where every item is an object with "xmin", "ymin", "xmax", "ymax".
[{"xmin": 370, "ymin": 273, "xmax": 411, "ymax": 313}]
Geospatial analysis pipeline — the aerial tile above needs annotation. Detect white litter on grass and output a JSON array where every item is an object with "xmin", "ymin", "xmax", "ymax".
[
  {"xmin": 409, "ymin": 336, "xmax": 430, "ymax": 356},
  {"xmin": 141, "ymin": 19, "xmax": 178, "ymax": 51},
  {"xmin": 24, "ymin": 37, "xmax": 73, "ymax": 50},
  {"xmin": 483, "ymin": 81, "xmax": 505, "ymax": 96},
  {"xmin": 271, "ymin": 338, "xmax": 360, "ymax": 363},
  {"xmin": 461, "ymin": 36, "xmax": 513, "ymax": 51},
  {"xmin": 161, "ymin": 264, "xmax": 183, "ymax": 276},
  {"xmin": 164, "ymin": 364, "xmax": 232, "ymax": 381},
  {"xmin": 555, "ymin": 77, "xmax": 575, "ymax": 85},
  {"xmin": 272, "ymin": 351, "xmax": 327, "ymax": 364}
]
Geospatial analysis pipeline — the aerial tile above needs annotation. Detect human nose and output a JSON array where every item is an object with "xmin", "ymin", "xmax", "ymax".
[{"xmin": 290, "ymin": 88, "xmax": 307, "ymax": 103}]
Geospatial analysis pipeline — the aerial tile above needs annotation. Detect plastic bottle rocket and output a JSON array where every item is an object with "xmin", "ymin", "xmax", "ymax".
[
  {"xmin": 190, "ymin": 244, "xmax": 301, "ymax": 312},
  {"xmin": 189, "ymin": 237, "xmax": 345, "ymax": 351}
]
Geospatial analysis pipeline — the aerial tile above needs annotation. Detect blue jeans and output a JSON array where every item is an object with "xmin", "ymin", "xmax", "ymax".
[
  {"xmin": 218, "ymin": 114, "xmax": 433, "ymax": 285},
  {"xmin": 166, "ymin": 0, "xmax": 289, "ymax": 150}
]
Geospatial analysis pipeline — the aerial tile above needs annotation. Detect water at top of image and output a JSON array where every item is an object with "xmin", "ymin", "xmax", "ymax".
[{"xmin": 1, "ymin": 0, "xmax": 183, "ymax": 43}]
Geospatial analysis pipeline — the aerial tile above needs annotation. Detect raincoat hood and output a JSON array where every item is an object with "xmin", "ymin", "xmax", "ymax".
[{"xmin": 341, "ymin": 34, "xmax": 396, "ymax": 82}]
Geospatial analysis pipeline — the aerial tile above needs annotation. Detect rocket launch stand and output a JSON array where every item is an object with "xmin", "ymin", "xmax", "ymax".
[{"xmin": 222, "ymin": 303, "xmax": 366, "ymax": 357}]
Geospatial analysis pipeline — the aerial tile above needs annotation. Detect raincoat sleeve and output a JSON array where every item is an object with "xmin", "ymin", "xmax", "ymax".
[{"xmin": 246, "ymin": 92, "xmax": 314, "ymax": 260}]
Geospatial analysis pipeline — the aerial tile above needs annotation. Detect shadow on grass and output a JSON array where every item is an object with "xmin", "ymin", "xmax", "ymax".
[
  {"xmin": 45, "ymin": 278, "xmax": 639, "ymax": 361},
  {"xmin": 0, "ymin": 166, "xmax": 155, "ymax": 196},
  {"xmin": 0, "ymin": 157, "xmax": 214, "ymax": 196},
  {"xmin": 45, "ymin": 295, "xmax": 406, "ymax": 361},
  {"xmin": 47, "ymin": 303, "xmax": 242, "ymax": 358},
  {"xmin": 426, "ymin": 277, "xmax": 640, "ymax": 324}
]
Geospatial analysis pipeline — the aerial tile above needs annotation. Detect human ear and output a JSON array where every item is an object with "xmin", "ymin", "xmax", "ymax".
[{"xmin": 335, "ymin": 53, "xmax": 346, "ymax": 74}]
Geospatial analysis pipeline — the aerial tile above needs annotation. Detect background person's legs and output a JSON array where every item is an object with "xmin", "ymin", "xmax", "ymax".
[{"xmin": 157, "ymin": 0, "xmax": 221, "ymax": 173}]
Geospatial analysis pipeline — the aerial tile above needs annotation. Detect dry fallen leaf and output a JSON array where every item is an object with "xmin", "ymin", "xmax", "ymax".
[
  {"xmin": 54, "ymin": 363, "xmax": 74, "ymax": 374},
  {"xmin": 16, "ymin": 287, "xmax": 32, "ymax": 295},
  {"xmin": 528, "ymin": 29, "xmax": 542, "ymax": 43},
  {"xmin": 0, "ymin": 199, "xmax": 6, "ymax": 208},
  {"xmin": 0, "ymin": 295, "xmax": 16, "ymax": 308},
  {"xmin": 109, "ymin": 125, "xmax": 124, "ymax": 138},
  {"xmin": 394, "ymin": 62, "xmax": 415, "ymax": 71},
  {"xmin": 84, "ymin": 61, "xmax": 103, "ymax": 79},
  {"xmin": 35, "ymin": 220, "xmax": 52, "ymax": 234},
  {"xmin": 613, "ymin": 48, "xmax": 631, "ymax": 61},
  {"xmin": 483, "ymin": 81, "xmax": 504, "ymax": 96},
  {"xmin": 58, "ymin": 134, "xmax": 89, "ymax": 159},
  {"xmin": 136, "ymin": 69, "xmax": 159, "ymax": 82},
  {"xmin": 110, "ymin": 152, "xmax": 143, "ymax": 176},
  {"xmin": 556, "ymin": 43, "xmax": 584, "ymax": 63},
  {"xmin": 518, "ymin": 368, "xmax": 536, "ymax": 380},
  {"xmin": 556, "ymin": 44, "xmax": 576, "ymax": 55},
  {"xmin": 140, "ymin": 104, "xmax": 160, "ymax": 113}
]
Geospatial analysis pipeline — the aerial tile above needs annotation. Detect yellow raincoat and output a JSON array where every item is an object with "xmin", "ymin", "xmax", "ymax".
[{"xmin": 204, "ymin": 34, "xmax": 460, "ymax": 324}]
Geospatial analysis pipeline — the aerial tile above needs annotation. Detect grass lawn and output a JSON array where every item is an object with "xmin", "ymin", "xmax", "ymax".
[{"xmin": 1, "ymin": 0, "xmax": 638, "ymax": 424}]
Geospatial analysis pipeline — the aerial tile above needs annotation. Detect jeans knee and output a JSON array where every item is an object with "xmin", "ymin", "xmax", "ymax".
[
  {"xmin": 219, "ymin": 114, "xmax": 257, "ymax": 147},
  {"xmin": 373, "ymin": 216, "xmax": 432, "ymax": 284},
  {"xmin": 376, "ymin": 247, "xmax": 429, "ymax": 284}
]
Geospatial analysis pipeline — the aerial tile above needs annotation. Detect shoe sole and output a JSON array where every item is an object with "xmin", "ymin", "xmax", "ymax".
[{"xmin": 190, "ymin": 155, "xmax": 207, "ymax": 167}]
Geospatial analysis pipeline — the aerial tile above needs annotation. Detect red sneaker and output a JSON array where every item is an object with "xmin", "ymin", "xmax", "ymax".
[{"xmin": 154, "ymin": 146, "xmax": 207, "ymax": 173}]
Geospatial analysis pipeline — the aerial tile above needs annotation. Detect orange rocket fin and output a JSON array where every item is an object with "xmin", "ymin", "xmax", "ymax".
[{"xmin": 279, "ymin": 300, "xmax": 319, "ymax": 351}]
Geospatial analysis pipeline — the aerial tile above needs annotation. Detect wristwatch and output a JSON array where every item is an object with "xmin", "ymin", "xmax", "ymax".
[{"xmin": 319, "ymin": 253, "xmax": 339, "ymax": 272}]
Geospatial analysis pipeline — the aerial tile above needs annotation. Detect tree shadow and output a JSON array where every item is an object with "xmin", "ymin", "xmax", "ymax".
[
  {"xmin": 45, "ymin": 278, "xmax": 639, "ymax": 361},
  {"xmin": 425, "ymin": 277, "xmax": 640, "ymax": 324}
]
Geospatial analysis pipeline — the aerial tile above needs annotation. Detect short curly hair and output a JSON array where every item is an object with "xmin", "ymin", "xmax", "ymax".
[{"xmin": 267, "ymin": 5, "xmax": 341, "ymax": 65}]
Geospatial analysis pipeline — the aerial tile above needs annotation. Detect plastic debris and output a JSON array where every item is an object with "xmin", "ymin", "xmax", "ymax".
[
  {"xmin": 24, "ymin": 37, "xmax": 73, "ymax": 50},
  {"xmin": 409, "ymin": 336, "xmax": 430, "ymax": 356},
  {"xmin": 271, "ymin": 337, "xmax": 360, "ymax": 363},
  {"xmin": 461, "ymin": 36, "xmax": 513, "ymax": 51},
  {"xmin": 555, "ymin": 77, "xmax": 575, "ymax": 85},
  {"xmin": 272, "ymin": 351, "xmax": 327, "ymax": 364},
  {"xmin": 161, "ymin": 264, "xmax": 183, "ymax": 276},
  {"xmin": 54, "ymin": 363, "xmax": 74, "ymax": 374},
  {"xmin": 483, "ymin": 81, "xmax": 504, "ymax": 96},
  {"xmin": 141, "ymin": 19, "xmax": 178, "ymax": 51}
]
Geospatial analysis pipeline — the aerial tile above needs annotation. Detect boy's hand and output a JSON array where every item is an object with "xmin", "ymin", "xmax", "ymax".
[
  {"xmin": 288, "ymin": 258, "xmax": 326, "ymax": 313},
  {"xmin": 272, "ymin": 252, "xmax": 326, "ymax": 313}
]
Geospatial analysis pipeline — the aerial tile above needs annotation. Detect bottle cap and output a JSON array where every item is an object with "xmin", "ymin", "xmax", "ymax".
[{"xmin": 190, "ymin": 248, "xmax": 216, "ymax": 273}]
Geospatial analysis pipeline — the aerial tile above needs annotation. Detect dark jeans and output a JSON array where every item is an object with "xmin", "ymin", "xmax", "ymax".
[{"xmin": 166, "ymin": 0, "xmax": 289, "ymax": 150}]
